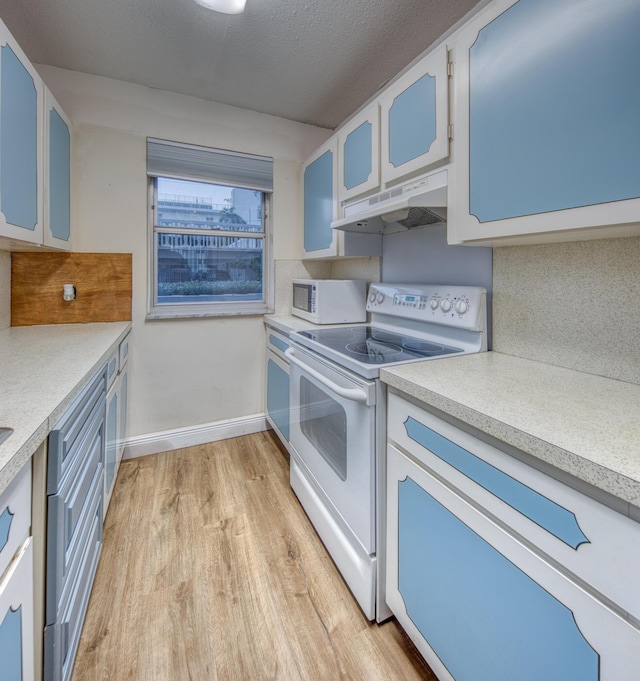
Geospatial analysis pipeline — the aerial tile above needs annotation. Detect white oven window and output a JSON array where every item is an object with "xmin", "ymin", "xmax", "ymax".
[{"xmin": 300, "ymin": 376, "xmax": 347, "ymax": 480}]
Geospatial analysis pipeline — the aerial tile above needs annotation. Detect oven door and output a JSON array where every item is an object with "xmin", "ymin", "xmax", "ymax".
[{"xmin": 286, "ymin": 344, "xmax": 376, "ymax": 554}]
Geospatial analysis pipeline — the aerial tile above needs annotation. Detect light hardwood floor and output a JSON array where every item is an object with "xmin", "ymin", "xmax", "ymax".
[{"xmin": 72, "ymin": 431, "xmax": 437, "ymax": 681}]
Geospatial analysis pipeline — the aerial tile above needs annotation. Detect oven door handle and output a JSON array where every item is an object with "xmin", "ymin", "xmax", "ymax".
[{"xmin": 285, "ymin": 349, "xmax": 369, "ymax": 404}]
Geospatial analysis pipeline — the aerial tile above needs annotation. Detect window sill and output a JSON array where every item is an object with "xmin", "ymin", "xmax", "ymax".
[{"xmin": 146, "ymin": 303, "xmax": 274, "ymax": 320}]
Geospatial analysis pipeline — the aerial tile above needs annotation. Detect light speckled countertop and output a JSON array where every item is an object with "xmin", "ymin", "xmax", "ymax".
[
  {"xmin": 0, "ymin": 322, "xmax": 131, "ymax": 496},
  {"xmin": 381, "ymin": 352, "xmax": 640, "ymax": 508},
  {"xmin": 264, "ymin": 314, "xmax": 331, "ymax": 334}
]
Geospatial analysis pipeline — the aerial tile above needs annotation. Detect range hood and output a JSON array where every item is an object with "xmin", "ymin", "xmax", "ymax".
[{"xmin": 332, "ymin": 169, "xmax": 447, "ymax": 234}]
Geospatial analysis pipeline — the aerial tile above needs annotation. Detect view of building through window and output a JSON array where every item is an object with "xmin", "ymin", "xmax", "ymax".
[{"xmin": 154, "ymin": 178, "xmax": 265, "ymax": 304}]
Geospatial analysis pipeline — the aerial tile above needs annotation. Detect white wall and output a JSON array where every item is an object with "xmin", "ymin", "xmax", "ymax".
[{"xmin": 38, "ymin": 66, "xmax": 331, "ymax": 440}]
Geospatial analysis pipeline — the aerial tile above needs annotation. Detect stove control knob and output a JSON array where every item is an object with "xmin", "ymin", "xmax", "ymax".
[
  {"xmin": 430, "ymin": 298, "xmax": 439, "ymax": 310},
  {"xmin": 440, "ymin": 299, "xmax": 452, "ymax": 312},
  {"xmin": 376, "ymin": 291, "xmax": 385, "ymax": 304},
  {"xmin": 369, "ymin": 291, "xmax": 377, "ymax": 303},
  {"xmin": 455, "ymin": 300, "xmax": 469, "ymax": 315}
]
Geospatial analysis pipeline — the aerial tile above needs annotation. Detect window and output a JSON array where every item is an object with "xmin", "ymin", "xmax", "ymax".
[{"xmin": 147, "ymin": 138, "xmax": 273, "ymax": 318}]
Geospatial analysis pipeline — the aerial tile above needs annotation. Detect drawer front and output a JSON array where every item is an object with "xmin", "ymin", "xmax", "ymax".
[
  {"xmin": 0, "ymin": 538, "xmax": 34, "ymax": 681},
  {"xmin": 388, "ymin": 393, "xmax": 640, "ymax": 623},
  {"xmin": 48, "ymin": 366, "xmax": 106, "ymax": 493},
  {"xmin": 0, "ymin": 462, "xmax": 31, "ymax": 580},
  {"xmin": 44, "ymin": 502, "xmax": 102, "ymax": 681},
  {"xmin": 118, "ymin": 332, "xmax": 130, "ymax": 371},
  {"xmin": 266, "ymin": 327, "xmax": 291, "ymax": 362},
  {"xmin": 387, "ymin": 443, "xmax": 640, "ymax": 681},
  {"xmin": 105, "ymin": 348, "xmax": 118, "ymax": 390},
  {"xmin": 46, "ymin": 412, "xmax": 103, "ymax": 623}
]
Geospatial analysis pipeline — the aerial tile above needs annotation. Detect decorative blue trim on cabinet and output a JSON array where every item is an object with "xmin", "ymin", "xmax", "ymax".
[
  {"xmin": 1, "ymin": 45, "xmax": 38, "ymax": 230},
  {"xmin": 398, "ymin": 477, "xmax": 599, "ymax": 681},
  {"xmin": 49, "ymin": 107, "xmax": 71, "ymax": 241},
  {"xmin": 403, "ymin": 417, "xmax": 589, "ymax": 549},
  {"xmin": 469, "ymin": 0, "xmax": 640, "ymax": 222},
  {"xmin": 269, "ymin": 334, "xmax": 289, "ymax": 354},
  {"xmin": 388, "ymin": 74, "xmax": 436, "ymax": 168},
  {"xmin": 0, "ymin": 605, "xmax": 23, "ymax": 681},
  {"xmin": 303, "ymin": 150, "xmax": 333, "ymax": 252},
  {"xmin": 343, "ymin": 121, "xmax": 372, "ymax": 190},
  {"xmin": 0, "ymin": 506, "xmax": 14, "ymax": 553}
]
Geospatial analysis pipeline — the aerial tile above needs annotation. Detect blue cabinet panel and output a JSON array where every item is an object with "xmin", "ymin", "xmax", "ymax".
[
  {"xmin": 267, "ymin": 358, "xmax": 290, "ymax": 441},
  {"xmin": 469, "ymin": 0, "xmax": 640, "ymax": 222},
  {"xmin": 398, "ymin": 476, "xmax": 598, "ymax": 681},
  {"xmin": 105, "ymin": 391, "xmax": 118, "ymax": 494},
  {"xmin": 0, "ymin": 45, "xmax": 38, "ymax": 230},
  {"xmin": 269, "ymin": 333, "xmax": 289, "ymax": 354},
  {"xmin": 403, "ymin": 416, "xmax": 589, "ymax": 549},
  {"xmin": 48, "ymin": 107, "xmax": 71, "ymax": 241},
  {"xmin": 388, "ymin": 74, "xmax": 436, "ymax": 168},
  {"xmin": 303, "ymin": 149, "xmax": 334, "ymax": 252},
  {"xmin": 0, "ymin": 507, "xmax": 13, "ymax": 553},
  {"xmin": 0, "ymin": 606, "xmax": 22, "ymax": 681},
  {"xmin": 343, "ymin": 121, "xmax": 372, "ymax": 190}
]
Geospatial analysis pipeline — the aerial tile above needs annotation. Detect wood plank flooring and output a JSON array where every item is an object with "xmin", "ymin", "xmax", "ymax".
[{"xmin": 72, "ymin": 431, "xmax": 437, "ymax": 681}]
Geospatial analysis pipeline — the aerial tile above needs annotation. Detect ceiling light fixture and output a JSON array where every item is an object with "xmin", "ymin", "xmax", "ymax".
[{"xmin": 193, "ymin": 0, "xmax": 247, "ymax": 13}]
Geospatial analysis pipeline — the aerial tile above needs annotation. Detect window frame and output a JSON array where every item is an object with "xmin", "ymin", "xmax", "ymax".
[{"xmin": 146, "ymin": 175, "xmax": 274, "ymax": 320}]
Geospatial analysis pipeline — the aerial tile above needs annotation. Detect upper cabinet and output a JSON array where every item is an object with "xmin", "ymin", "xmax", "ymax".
[
  {"xmin": 44, "ymin": 89, "xmax": 72, "ymax": 250},
  {"xmin": 0, "ymin": 20, "xmax": 43, "ymax": 246},
  {"xmin": 449, "ymin": 0, "xmax": 640, "ymax": 244},
  {"xmin": 338, "ymin": 102, "xmax": 380, "ymax": 203},
  {"xmin": 302, "ymin": 135, "xmax": 381, "ymax": 259},
  {"xmin": 380, "ymin": 44, "xmax": 450, "ymax": 185}
]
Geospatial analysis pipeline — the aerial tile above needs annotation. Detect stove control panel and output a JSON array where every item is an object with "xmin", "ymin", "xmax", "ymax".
[{"xmin": 366, "ymin": 283, "xmax": 487, "ymax": 331}]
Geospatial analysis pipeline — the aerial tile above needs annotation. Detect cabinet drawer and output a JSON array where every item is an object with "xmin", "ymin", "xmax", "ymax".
[
  {"xmin": 45, "ymin": 501, "xmax": 101, "ymax": 681},
  {"xmin": 46, "ymin": 412, "xmax": 103, "ymax": 623},
  {"xmin": 0, "ymin": 462, "xmax": 31, "ymax": 580},
  {"xmin": 266, "ymin": 327, "xmax": 291, "ymax": 362},
  {"xmin": 48, "ymin": 366, "xmax": 106, "ymax": 494},
  {"xmin": 387, "ymin": 443, "xmax": 640, "ymax": 681},
  {"xmin": 388, "ymin": 393, "xmax": 640, "ymax": 623},
  {"xmin": 0, "ymin": 538, "xmax": 34, "ymax": 681},
  {"xmin": 105, "ymin": 348, "xmax": 118, "ymax": 390},
  {"xmin": 118, "ymin": 332, "xmax": 130, "ymax": 371}
]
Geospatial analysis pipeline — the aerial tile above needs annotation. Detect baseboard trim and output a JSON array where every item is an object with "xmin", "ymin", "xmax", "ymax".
[{"xmin": 122, "ymin": 413, "xmax": 269, "ymax": 460}]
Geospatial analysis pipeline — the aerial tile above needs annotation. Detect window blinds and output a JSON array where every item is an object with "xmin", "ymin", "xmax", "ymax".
[{"xmin": 147, "ymin": 138, "xmax": 273, "ymax": 192}]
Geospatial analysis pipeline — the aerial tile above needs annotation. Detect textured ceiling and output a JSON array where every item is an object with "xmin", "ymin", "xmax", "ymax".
[{"xmin": 0, "ymin": 0, "xmax": 481, "ymax": 129}]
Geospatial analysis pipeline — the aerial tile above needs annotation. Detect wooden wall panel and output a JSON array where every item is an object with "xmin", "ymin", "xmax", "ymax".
[{"xmin": 11, "ymin": 253, "xmax": 132, "ymax": 326}]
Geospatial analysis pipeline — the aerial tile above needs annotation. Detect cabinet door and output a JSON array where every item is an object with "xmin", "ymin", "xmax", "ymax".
[
  {"xmin": 117, "ymin": 366, "xmax": 128, "ymax": 466},
  {"xmin": 0, "ymin": 21, "xmax": 43, "ymax": 245},
  {"xmin": 386, "ymin": 443, "xmax": 640, "ymax": 681},
  {"xmin": 266, "ymin": 351, "xmax": 290, "ymax": 443},
  {"xmin": 44, "ymin": 89, "xmax": 72, "ymax": 250},
  {"xmin": 302, "ymin": 137, "xmax": 339, "ymax": 258},
  {"xmin": 380, "ymin": 44, "xmax": 449, "ymax": 184},
  {"xmin": 338, "ymin": 102, "xmax": 380, "ymax": 202},
  {"xmin": 0, "ymin": 539, "xmax": 34, "ymax": 681},
  {"xmin": 104, "ymin": 383, "xmax": 118, "ymax": 516},
  {"xmin": 449, "ymin": 0, "xmax": 640, "ymax": 244}
]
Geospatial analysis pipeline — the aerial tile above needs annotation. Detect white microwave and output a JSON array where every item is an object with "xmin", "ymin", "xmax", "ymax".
[{"xmin": 291, "ymin": 279, "xmax": 367, "ymax": 324}]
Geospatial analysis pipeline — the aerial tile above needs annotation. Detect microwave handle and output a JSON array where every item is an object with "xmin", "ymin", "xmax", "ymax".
[{"xmin": 285, "ymin": 349, "xmax": 368, "ymax": 404}]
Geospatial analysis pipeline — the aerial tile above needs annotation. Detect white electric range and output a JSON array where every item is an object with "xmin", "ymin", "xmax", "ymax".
[{"xmin": 285, "ymin": 283, "xmax": 488, "ymax": 621}]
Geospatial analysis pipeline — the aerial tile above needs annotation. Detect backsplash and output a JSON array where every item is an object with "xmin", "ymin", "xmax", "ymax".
[
  {"xmin": 493, "ymin": 236, "xmax": 640, "ymax": 385},
  {"xmin": 11, "ymin": 252, "xmax": 132, "ymax": 326}
]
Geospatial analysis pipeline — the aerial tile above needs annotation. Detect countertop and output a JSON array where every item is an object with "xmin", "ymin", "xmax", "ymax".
[
  {"xmin": 0, "ymin": 322, "xmax": 131, "ymax": 496},
  {"xmin": 264, "ymin": 314, "xmax": 330, "ymax": 334},
  {"xmin": 380, "ymin": 351, "xmax": 640, "ymax": 508}
]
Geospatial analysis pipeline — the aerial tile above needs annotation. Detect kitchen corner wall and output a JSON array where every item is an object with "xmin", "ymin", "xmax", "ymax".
[
  {"xmin": 38, "ymin": 65, "xmax": 332, "ymax": 441},
  {"xmin": 493, "ymin": 236, "xmax": 640, "ymax": 385}
]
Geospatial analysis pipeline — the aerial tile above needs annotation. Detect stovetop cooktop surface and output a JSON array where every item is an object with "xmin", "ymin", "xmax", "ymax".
[{"xmin": 297, "ymin": 325, "xmax": 462, "ymax": 366}]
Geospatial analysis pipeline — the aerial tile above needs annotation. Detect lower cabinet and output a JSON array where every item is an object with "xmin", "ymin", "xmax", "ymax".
[
  {"xmin": 45, "ymin": 365, "xmax": 106, "ymax": 681},
  {"xmin": 386, "ymin": 393, "xmax": 640, "ymax": 681},
  {"xmin": 265, "ymin": 326, "xmax": 291, "ymax": 450},
  {"xmin": 0, "ymin": 539, "xmax": 34, "ymax": 681}
]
